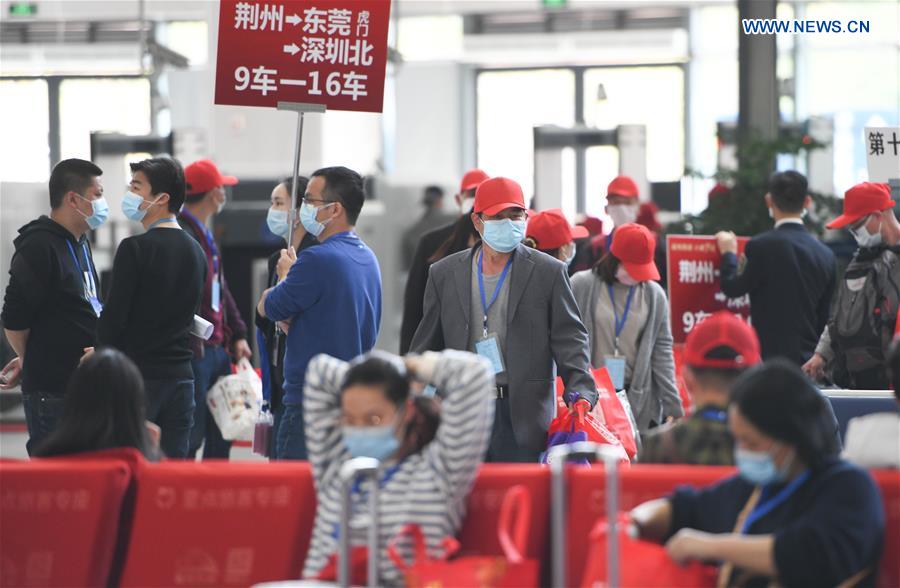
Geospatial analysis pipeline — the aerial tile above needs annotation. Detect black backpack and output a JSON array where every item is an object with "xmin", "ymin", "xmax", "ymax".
[{"xmin": 829, "ymin": 247, "xmax": 900, "ymax": 388}]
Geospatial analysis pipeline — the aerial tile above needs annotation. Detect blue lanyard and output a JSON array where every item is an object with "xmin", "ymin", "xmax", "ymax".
[
  {"xmin": 742, "ymin": 471, "xmax": 811, "ymax": 534},
  {"xmin": 697, "ymin": 408, "xmax": 728, "ymax": 423},
  {"xmin": 66, "ymin": 241, "xmax": 96, "ymax": 285},
  {"xmin": 332, "ymin": 463, "xmax": 403, "ymax": 539},
  {"xmin": 182, "ymin": 210, "xmax": 219, "ymax": 273},
  {"xmin": 608, "ymin": 284, "xmax": 636, "ymax": 348},
  {"xmin": 148, "ymin": 217, "xmax": 178, "ymax": 230},
  {"xmin": 256, "ymin": 327, "xmax": 272, "ymax": 403},
  {"xmin": 477, "ymin": 251, "xmax": 514, "ymax": 337}
]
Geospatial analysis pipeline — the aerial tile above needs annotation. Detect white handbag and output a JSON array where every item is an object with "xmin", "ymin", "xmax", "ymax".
[{"xmin": 206, "ymin": 358, "xmax": 263, "ymax": 441}]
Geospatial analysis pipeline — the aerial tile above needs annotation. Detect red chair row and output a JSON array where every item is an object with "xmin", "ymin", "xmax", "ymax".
[{"xmin": 1, "ymin": 454, "xmax": 897, "ymax": 587}]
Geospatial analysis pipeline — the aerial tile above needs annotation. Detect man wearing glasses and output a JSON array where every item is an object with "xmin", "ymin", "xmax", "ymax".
[
  {"xmin": 257, "ymin": 166, "xmax": 382, "ymax": 460},
  {"xmin": 410, "ymin": 176, "xmax": 599, "ymax": 462}
]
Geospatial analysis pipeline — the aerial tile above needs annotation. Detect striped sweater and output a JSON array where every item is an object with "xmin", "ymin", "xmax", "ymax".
[{"xmin": 301, "ymin": 350, "xmax": 495, "ymax": 585}]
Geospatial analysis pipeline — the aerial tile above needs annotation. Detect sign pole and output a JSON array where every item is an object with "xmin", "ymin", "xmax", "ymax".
[{"xmin": 277, "ymin": 101, "xmax": 327, "ymax": 242}]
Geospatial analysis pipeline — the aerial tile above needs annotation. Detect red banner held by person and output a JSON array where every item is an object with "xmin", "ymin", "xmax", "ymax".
[
  {"xmin": 215, "ymin": 0, "xmax": 391, "ymax": 113},
  {"xmin": 666, "ymin": 235, "xmax": 751, "ymax": 344}
]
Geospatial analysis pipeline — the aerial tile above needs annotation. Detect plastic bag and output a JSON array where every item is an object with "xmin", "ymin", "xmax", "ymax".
[
  {"xmin": 542, "ymin": 399, "xmax": 630, "ymax": 466},
  {"xmin": 252, "ymin": 403, "xmax": 274, "ymax": 457},
  {"xmin": 206, "ymin": 358, "xmax": 262, "ymax": 441}
]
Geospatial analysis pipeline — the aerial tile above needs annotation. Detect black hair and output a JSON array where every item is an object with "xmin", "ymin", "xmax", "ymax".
[
  {"xmin": 769, "ymin": 170, "xmax": 808, "ymax": 214},
  {"xmin": 593, "ymin": 252, "xmax": 621, "ymax": 285},
  {"xmin": 888, "ymin": 339, "xmax": 900, "ymax": 403},
  {"xmin": 49, "ymin": 158, "xmax": 103, "ymax": 209},
  {"xmin": 429, "ymin": 214, "xmax": 480, "ymax": 264},
  {"xmin": 129, "ymin": 156, "xmax": 186, "ymax": 213},
  {"xmin": 341, "ymin": 352, "xmax": 440, "ymax": 460},
  {"xmin": 730, "ymin": 359, "xmax": 840, "ymax": 468},
  {"xmin": 423, "ymin": 185, "xmax": 444, "ymax": 206},
  {"xmin": 311, "ymin": 166, "xmax": 365, "ymax": 225},
  {"xmin": 522, "ymin": 236, "xmax": 562, "ymax": 261},
  {"xmin": 35, "ymin": 348, "xmax": 156, "ymax": 459},
  {"xmin": 279, "ymin": 175, "xmax": 310, "ymax": 209}
]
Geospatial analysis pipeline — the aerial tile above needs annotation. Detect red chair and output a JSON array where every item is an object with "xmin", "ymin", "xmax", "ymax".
[
  {"xmin": 566, "ymin": 464, "xmax": 735, "ymax": 586},
  {"xmin": 873, "ymin": 469, "xmax": 900, "ymax": 588},
  {"xmin": 0, "ymin": 460, "xmax": 131, "ymax": 587},
  {"xmin": 117, "ymin": 460, "xmax": 317, "ymax": 587},
  {"xmin": 458, "ymin": 464, "xmax": 551, "ymax": 562}
]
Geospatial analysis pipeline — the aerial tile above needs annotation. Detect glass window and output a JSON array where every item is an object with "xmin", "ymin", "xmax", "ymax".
[
  {"xmin": 797, "ymin": 2, "xmax": 900, "ymax": 189},
  {"xmin": 59, "ymin": 78, "xmax": 152, "ymax": 161},
  {"xmin": 158, "ymin": 21, "xmax": 209, "ymax": 67},
  {"xmin": 0, "ymin": 80, "xmax": 50, "ymax": 182},
  {"xmin": 477, "ymin": 68, "xmax": 576, "ymax": 202},
  {"xmin": 583, "ymin": 66, "xmax": 685, "ymax": 198}
]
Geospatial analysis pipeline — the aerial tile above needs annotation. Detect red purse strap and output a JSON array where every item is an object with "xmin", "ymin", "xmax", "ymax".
[{"xmin": 497, "ymin": 485, "xmax": 532, "ymax": 564}]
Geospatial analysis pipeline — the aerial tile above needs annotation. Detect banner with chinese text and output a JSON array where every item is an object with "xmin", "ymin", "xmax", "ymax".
[
  {"xmin": 667, "ymin": 235, "xmax": 751, "ymax": 344},
  {"xmin": 215, "ymin": 0, "xmax": 391, "ymax": 112}
]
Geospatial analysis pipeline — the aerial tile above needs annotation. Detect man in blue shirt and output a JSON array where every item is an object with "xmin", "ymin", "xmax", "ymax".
[{"xmin": 257, "ymin": 166, "xmax": 382, "ymax": 460}]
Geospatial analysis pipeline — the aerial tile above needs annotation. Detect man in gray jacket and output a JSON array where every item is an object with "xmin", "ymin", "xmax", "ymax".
[{"xmin": 410, "ymin": 177, "xmax": 599, "ymax": 462}]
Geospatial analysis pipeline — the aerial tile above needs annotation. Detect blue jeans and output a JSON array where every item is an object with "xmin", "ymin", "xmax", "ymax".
[
  {"xmin": 189, "ymin": 345, "xmax": 233, "ymax": 459},
  {"xmin": 144, "ymin": 378, "xmax": 195, "ymax": 459},
  {"xmin": 21, "ymin": 391, "xmax": 66, "ymax": 456},
  {"xmin": 275, "ymin": 402, "xmax": 307, "ymax": 460}
]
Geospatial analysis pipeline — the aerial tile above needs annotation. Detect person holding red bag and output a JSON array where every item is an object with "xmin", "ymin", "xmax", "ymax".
[
  {"xmin": 629, "ymin": 361, "xmax": 884, "ymax": 588},
  {"xmin": 571, "ymin": 223, "xmax": 683, "ymax": 434},
  {"xmin": 640, "ymin": 312, "xmax": 761, "ymax": 466}
]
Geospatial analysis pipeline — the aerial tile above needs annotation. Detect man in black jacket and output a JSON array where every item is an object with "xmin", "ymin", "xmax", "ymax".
[
  {"xmin": 400, "ymin": 169, "xmax": 488, "ymax": 354},
  {"xmin": 716, "ymin": 171, "xmax": 836, "ymax": 366},
  {"xmin": 1, "ymin": 159, "xmax": 108, "ymax": 454}
]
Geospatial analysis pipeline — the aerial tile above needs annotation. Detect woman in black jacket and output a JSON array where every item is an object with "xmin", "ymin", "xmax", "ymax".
[{"xmin": 255, "ymin": 175, "xmax": 317, "ymax": 458}]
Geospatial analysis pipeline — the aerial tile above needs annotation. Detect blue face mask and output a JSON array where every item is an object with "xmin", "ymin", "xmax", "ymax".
[
  {"xmin": 481, "ymin": 218, "xmax": 526, "ymax": 253},
  {"xmin": 343, "ymin": 424, "xmax": 400, "ymax": 462},
  {"xmin": 267, "ymin": 208, "xmax": 290, "ymax": 241},
  {"xmin": 735, "ymin": 447, "xmax": 790, "ymax": 486},
  {"xmin": 299, "ymin": 201, "xmax": 334, "ymax": 237},
  {"xmin": 564, "ymin": 243, "xmax": 576, "ymax": 266},
  {"xmin": 122, "ymin": 192, "xmax": 160, "ymax": 222},
  {"xmin": 76, "ymin": 195, "xmax": 109, "ymax": 230}
]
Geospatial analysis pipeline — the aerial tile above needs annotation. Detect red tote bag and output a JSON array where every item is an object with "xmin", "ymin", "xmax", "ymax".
[
  {"xmin": 388, "ymin": 486, "xmax": 540, "ymax": 588},
  {"xmin": 581, "ymin": 516, "xmax": 718, "ymax": 588}
]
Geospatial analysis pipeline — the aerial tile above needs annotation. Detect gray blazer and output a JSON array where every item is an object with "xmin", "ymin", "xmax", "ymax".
[
  {"xmin": 410, "ymin": 244, "xmax": 598, "ymax": 454},
  {"xmin": 571, "ymin": 270, "xmax": 684, "ymax": 433}
]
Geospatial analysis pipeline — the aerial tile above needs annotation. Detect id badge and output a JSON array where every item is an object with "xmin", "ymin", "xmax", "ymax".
[
  {"xmin": 475, "ymin": 334, "xmax": 505, "ymax": 375},
  {"xmin": 211, "ymin": 276, "xmax": 221, "ymax": 312},
  {"xmin": 604, "ymin": 355, "xmax": 627, "ymax": 391}
]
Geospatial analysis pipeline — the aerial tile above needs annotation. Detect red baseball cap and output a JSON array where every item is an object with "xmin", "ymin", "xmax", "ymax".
[
  {"xmin": 607, "ymin": 175, "xmax": 639, "ymax": 200},
  {"xmin": 826, "ymin": 182, "xmax": 894, "ymax": 229},
  {"xmin": 526, "ymin": 209, "xmax": 589, "ymax": 250},
  {"xmin": 185, "ymin": 159, "xmax": 238, "ymax": 196},
  {"xmin": 579, "ymin": 216, "xmax": 605, "ymax": 236},
  {"xmin": 610, "ymin": 223, "xmax": 660, "ymax": 281},
  {"xmin": 683, "ymin": 311, "xmax": 761, "ymax": 370},
  {"xmin": 473, "ymin": 177, "xmax": 526, "ymax": 217},
  {"xmin": 459, "ymin": 169, "xmax": 490, "ymax": 193}
]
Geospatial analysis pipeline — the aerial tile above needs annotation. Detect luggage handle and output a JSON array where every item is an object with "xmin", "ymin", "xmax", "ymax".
[
  {"xmin": 497, "ymin": 485, "xmax": 531, "ymax": 564},
  {"xmin": 338, "ymin": 457, "xmax": 381, "ymax": 588},
  {"xmin": 549, "ymin": 442, "xmax": 622, "ymax": 588}
]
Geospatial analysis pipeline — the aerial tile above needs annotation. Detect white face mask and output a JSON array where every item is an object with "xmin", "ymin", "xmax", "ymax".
[
  {"xmin": 460, "ymin": 197, "xmax": 475, "ymax": 215},
  {"xmin": 607, "ymin": 204, "xmax": 637, "ymax": 227},
  {"xmin": 616, "ymin": 265, "xmax": 639, "ymax": 286},
  {"xmin": 850, "ymin": 215, "xmax": 883, "ymax": 248}
]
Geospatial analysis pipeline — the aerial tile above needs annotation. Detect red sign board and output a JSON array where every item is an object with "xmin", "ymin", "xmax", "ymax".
[
  {"xmin": 215, "ymin": 0, "xmax": 391, "ymax": 113},
  {"xmin": 666, "ymin": 235, "xmax": 752, "ymax": 344}
]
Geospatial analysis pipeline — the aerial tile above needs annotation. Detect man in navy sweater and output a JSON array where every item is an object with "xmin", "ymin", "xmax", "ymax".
[
  {"xmin": 257, "ymin": 166, "xmax": 382, "ymax": 460},
  {"xmin": 716, "ymin": 171, "xmax": 836, "ymax": 366}
]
